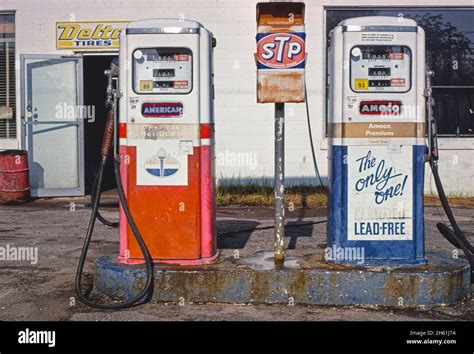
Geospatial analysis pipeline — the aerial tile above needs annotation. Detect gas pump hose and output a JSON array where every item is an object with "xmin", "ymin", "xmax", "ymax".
[
  {"xmin": 305, "ymin": 82, "xmax": 325, "ymax": 188},
  {"xmin": 90, "ymin": 170, "xmax": 119, "ymax": 228},
  {"xmin": 90, "ymin": 109, "xmax": 119, "ymax": 228},
  {"xmin": 428, "ymin": 157, "xmax": 474, "ymax": 281},
  {"xmin": 75, "ymin": 109, "xmax": 155, "ymax": 309}
]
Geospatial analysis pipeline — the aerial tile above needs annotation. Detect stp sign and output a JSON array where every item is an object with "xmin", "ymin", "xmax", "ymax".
[{"xmin": 256, "ymin": 32, "xmax": 305, "ymax": 69}]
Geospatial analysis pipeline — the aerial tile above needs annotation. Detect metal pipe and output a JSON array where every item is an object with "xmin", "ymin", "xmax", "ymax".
[{"xmin": 274, "ymin": 102, "xmax": 285, "ymax": 264}]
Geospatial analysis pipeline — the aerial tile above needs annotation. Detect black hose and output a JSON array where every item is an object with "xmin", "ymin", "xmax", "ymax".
[
  {"xmin": 436, "ymin": 222, "xmax": 465, "ymax": 250},
  {"xmin": 75, "ymin": 116, "xmax": 154, "ymax": 309},
  {"xmin": 429, "ymin": 158, "xmax": 473, "ymax": 280},
  {"xmin": 90, "ymin": 164, "xmax": 119, "ymax": 228},
  {"xmin": 429, "ymin": 159, "xmax": 469, "ymax": 246},
  {"xmin": 304, "ymin": 83, "xmax": 325, "ymax": 187}
]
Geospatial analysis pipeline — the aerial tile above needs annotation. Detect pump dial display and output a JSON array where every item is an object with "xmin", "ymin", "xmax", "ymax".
[
  {"xmin": 350, "ymin": 45, "xmax": 411, "ymax": 93},
  {"xmin": 133, "ymin": 48, "xmax": 192, "ymax": 94}
]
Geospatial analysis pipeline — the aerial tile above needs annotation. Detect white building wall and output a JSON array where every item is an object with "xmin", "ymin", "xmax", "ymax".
[{"xmin": 0, "ymin": 0, "xmax": 473, "ymax": 195}]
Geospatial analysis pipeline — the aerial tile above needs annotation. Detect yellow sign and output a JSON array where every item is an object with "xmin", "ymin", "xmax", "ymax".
[
  {"xmin": 354, "ymin": 79, "xmax": 368, "ymax": 90},
  {"xmin": 140, "ymin": 81, "xmax": 153, "ymax": 91},
  {"xmin": 56, "ymin": 21, "xmax": 129, "ymax": 50}
]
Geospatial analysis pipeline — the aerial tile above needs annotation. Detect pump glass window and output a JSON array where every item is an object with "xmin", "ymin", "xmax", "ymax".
[
  {"xmin": 133, "ymin": 48, "xmax": 192, "ymax": 94},
  {"xmin": 350, "ymin": 46, "xmax": 411, "ymax": 93}
]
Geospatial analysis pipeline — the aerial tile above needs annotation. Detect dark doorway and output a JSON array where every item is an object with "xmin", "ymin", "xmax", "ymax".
[{"xmin": 83, "ymin": 55, "xmax": 117, "ymax": 194}]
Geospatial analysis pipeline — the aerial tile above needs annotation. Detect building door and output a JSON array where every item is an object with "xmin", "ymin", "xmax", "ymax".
[{"xmin": 21, "ymin": 55, "xmax": 84, "ymax": 197}]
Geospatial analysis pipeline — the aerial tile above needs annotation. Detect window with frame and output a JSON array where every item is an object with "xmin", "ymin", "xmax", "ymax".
[
  {"xmin": 0, "ymin": 13, "xmax": 15, "ymax": 139},
  {"xmin": 326, "ymin": 8, "xmax": 474, "ymax": 137}
]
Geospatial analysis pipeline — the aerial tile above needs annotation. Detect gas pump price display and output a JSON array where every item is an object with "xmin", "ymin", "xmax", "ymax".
[
  {"xmin": 350, "ymin": 45, "xmax": 411, "ymax": 93},
  {"xmin": 133, "ymin": 48, "xmax": 192, "ymax": 94}
]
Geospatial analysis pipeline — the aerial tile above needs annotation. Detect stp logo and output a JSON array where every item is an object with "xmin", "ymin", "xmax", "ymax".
[{"xmin": 256, "ymin": 32, "xmax": 305, "ymax": 69}]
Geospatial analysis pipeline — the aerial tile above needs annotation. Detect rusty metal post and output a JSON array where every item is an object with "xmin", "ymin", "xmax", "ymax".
[{"xmin": 274, "ymin": 102, "xmax": 285, "ymax": 264}]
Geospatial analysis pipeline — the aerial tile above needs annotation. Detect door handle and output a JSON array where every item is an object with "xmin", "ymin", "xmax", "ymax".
[{"xmin": 23, "ymin": 119, "xmax": 38, "ymax": 125}]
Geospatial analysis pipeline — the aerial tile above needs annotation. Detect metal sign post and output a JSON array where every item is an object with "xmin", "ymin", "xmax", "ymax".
[
  {"xmin": 274, "ymin": 102, "xmax": 285, "ymax": 262},
  {"xmin": 256, "ymin": 2, "xmax": 305, "ymax": 265}
]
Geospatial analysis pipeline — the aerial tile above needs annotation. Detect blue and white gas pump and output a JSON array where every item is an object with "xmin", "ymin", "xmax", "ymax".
[{"xmin": 327, "ymin": 16, "xmax": 427, "ymax": 265}]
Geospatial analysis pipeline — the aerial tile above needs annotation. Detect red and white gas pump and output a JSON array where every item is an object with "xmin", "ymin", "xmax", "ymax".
[
  {"xmin": 116, "ymin": 19, "xmax": 217, "ymax": 265},
  {"xmin": 76, "ymin": 18, "xmax": 218, "ymax": 309}
]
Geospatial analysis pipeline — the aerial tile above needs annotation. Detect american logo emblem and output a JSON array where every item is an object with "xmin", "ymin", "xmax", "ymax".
[
  {"xmin": 256, "ymin": 32, "xmax": 305, "ymax": 69},
  {"xmin": 141, "ymin": 102, "xmax": 183, "ymax": 118},
  {"xmin": 145, "ymin": 148, "xmax": 180, "ymax": 178}
]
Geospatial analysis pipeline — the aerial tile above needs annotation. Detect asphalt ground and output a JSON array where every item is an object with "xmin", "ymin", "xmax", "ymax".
[{"xmin": 0, "ymin": 195, "xmax": 472, "ymax": 321}]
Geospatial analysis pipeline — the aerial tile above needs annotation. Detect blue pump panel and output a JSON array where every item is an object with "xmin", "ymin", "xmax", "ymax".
[{"xmin": 328, "ymin": 145, "xmax": 426, "ymax": 265}]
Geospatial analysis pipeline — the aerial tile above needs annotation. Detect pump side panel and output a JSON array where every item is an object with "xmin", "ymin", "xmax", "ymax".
[
  {"xmin": 328, "ymin": 144, "xmax": 425, "ymax": 263},
  {"xmin": 122, "ymin": 145, "xmax": 201, "ymax": 260}
]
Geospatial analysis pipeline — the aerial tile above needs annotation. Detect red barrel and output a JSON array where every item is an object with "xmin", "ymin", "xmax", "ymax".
[{"xmin": 0, "ymin": 150, "xmax": 30, "ymax": 203}]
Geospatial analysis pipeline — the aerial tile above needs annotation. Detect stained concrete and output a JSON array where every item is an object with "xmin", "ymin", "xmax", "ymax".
[{"xmin": 95, "ymin": 250, "xmax": 470, "ymax": 306}]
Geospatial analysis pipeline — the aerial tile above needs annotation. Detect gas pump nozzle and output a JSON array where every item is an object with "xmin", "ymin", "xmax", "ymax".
[
  {"xmin": 424, "ymin": 70, "xmax": 439, "ymax": 162},
  {"xmin": 102, "ymin": 61, "xmax": 119, "ymax": 158},
  {"xmin": 104, "ymin": 60, "xmax": 119, "ymax": 110}
]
